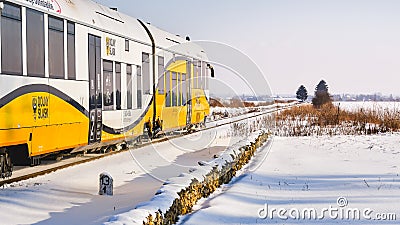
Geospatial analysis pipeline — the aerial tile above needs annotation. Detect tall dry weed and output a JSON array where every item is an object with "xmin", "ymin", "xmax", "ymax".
[{"xmin": 276, "ymin": 103, "xmax": 400, "ymax": 136}]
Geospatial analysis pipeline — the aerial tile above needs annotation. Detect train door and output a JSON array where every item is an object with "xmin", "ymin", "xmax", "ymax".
[
  {"xmin": 186, "ymin": 60, "xmax": 192, "ymax": 126},
  {"xmin": 88, "ymin": 34, "xmax": 102, "ymax": 144}
]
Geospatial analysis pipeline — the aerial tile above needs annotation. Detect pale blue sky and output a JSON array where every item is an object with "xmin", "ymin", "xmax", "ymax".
[{"xmin": 95, "ymin": 0, "xmax": 400, "ymax": 96}]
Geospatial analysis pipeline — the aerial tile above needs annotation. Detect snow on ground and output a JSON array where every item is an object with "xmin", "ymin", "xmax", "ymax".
[
  {"xmin": 334, "ymin": 101, "xmax": 400, "ymax": 112},
  {"xmin": 0, "ymin": 105, "xmax": 275, "ymax": 225},
  {"xmin": 105, "ymin": 129, "xmax": 269, "ymax": 225},
  {"xmin": 180, "ymin": 134, "xmax": 400, "ymax": 224},
  {"xmin": 209, "ymin": 102, "xmax": 295, "ymax": 122},
  {"xmin": 0, "ymin": 124, "xmax": 244, "ymax": 225}
]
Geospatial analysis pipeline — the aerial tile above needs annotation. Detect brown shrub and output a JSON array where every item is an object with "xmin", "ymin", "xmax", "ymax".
[
  {"xmin": 209, "ymin": 98, "xmax": 224, "ymax": 107},
  {"xmin": 277, "ymin": 103, "xmax": 400, "ymax": 133},
  {"xmin": 243, "ymin": 101, "xmax": 256, "ymax": 107},
  {"xmin": 274, "ymin": 99, "xmax": 297, "ymax": 104}
]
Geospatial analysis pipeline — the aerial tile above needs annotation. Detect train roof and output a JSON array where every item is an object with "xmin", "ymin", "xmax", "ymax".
[
  {"xmin": 13, "ymin": 0, "xmax": 152, "ymax": 45},
  {"xmin": 11, "ymin": 0, "xmax": 207, "ymax": 60},
  {"xmin": 144, "ymin": 23, "xmax": 208, "ymax": 60}
]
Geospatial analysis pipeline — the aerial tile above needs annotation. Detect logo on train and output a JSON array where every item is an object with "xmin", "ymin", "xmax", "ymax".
[
  {"xmin": 32, "ymin": 96, "xmax": 49, "ymax": 120},
  {"xmin": 24, "ymin": 0, "xmax": 62, "ymax": 14},
  {"xmin": 106, "ymin": 37, "xmax": 116, "ymax": 56}
]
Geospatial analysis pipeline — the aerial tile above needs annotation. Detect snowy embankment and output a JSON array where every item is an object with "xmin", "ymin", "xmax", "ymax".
[
  {"xmin": 180, "ymin": 134, "xmax": 400, "ymax": 224},
  {"xmin": 105, "ymin": 130, "xmax": 270, "ymax": 225}
]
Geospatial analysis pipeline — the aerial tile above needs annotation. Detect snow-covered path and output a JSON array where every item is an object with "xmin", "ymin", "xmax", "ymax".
[
  {"xmin": 180, "ymin": 134, "xmax": 400, "ymax": 224},
  {"xmin": 0, "ymin": 124, "xmax": 242, "ymax": 225}
]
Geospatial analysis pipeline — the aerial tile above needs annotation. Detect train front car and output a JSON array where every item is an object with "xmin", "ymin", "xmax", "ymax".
[
  {"xmin": 0, "ymin": 0, "xmax": 213, "ymax": 177},
  {"xmin": 0, "ymin": 0, "xmax": 99, "ymax": 174},
  {"xmin": 0, "ymin": 0, "xmax": 152, "ymax": 175}
]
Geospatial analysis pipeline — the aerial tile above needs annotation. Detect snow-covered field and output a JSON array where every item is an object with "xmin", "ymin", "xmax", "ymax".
[
  {"xmin": 334, "ymin": 101, "xmax": 400, "ymax": 112},
  {"xmin": 180, "ymin": 134, "xmax": 400, "ymax": 224}
]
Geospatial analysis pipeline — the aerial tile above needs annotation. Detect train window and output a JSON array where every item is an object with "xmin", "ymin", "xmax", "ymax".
[
  {"xmin": 177, "ymin": 73, "xmax": 182, "ymax": 106},
  {"xmin": 204, "ymin": 62, "xmax": 209, "ymax": 90},
  {"xmin": 165, "ymin": 71, "xmax": 171, "ymax": 107},
  {"xmin": 197, "ymin": 61, "xmax": 201, "ymax": 88},
  {"xmin": 193, "ymin": 60, "xmax": 198, "ymax": 89},
  {"xmin": 198, "ymin": 61, "xmax": 202, "ymax": 89},
  {"xmin": 182, "ymin": 73, "xmax": 187, "ymax": 105},
  {"xmin": 199, "ymin": 64, "xmax": 202, "ymax": 88},
  {"xmin": 67, "ymin": 22, "xmax": 76, "ymax": 80},
  {"xmin": 142, "ymin": 52, "xmax": 150, "ymax": 94},
  {"xmin": 127, "ymin": 65, "xmax": 133, "ymax": 109},
  {"xmin": 191, "ymin": 60, "xmax": 195, "ymax": 88},
  {"xmin": 26, "ymin": 9, "xmax": 45, "ymax": 77},
  {"xmin": 103, "ymin": 60, "xmax": 114, "ymax": 110},
  {"xmin": 1, "ymin": 3, "xmax": 22, "ymax": 75},
  {"xmin": 48, "ymin": 16, "xmax": 64, "ymax": 79},
  {"xmin": 116, "ymin": 62, "xmax": 121, "ymax": 110},
  {"xmin": 171, "ymin": 72, "xmax": 177, "ymax": 107},
  {"xmin": 205, "ymin": 62, "xmax": 209, "ymax": 89},
  {"xmin": 198, "ymin": 61, "xmax": 202, "ymax": 88},
  {"xmin": 136, "ymin": 65, "xmax": 142, "ymax": 109},
  {"xmin": 202, "ymin": 61, "xmax": 206, "ymax": 89},
  {"xmin": 157, "ymin": 56, "xmax": 164, "ymax": 94},
  {"xmin": 125, "ymin": 39, "xmax": 129, "ymax": 52}
]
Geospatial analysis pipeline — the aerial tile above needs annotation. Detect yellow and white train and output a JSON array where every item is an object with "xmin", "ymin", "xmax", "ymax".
[{"xmin": 0, "ymin": 0, "xmax": 213, "ymax": 177}]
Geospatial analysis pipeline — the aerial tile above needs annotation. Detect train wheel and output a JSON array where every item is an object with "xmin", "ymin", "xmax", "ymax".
[
  {"xmin": 0, "ymin": 147, "xmax": 13, "ymax": 178},
  {"xmin": 143, "ymin": 122, "xmax": 153, "ymax": 140},
  {"xmin": 0, "ymin": 154, "xmax": 4, "ymax": 178},
  {"xmin": 6, "ymin": 152, "xmax": 13, "ymax": 178},
  {"xmin": 30, "ymin": 156, "xmax": 41, "ymax": 167}
]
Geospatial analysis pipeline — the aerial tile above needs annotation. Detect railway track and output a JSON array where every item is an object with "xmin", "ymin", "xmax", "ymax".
[{"xmin": 0, "ymin": 104, "xmax": 294, "ymax": 187}]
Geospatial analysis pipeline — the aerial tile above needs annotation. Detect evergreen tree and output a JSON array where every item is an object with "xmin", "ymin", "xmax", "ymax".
[
  {"xmin": 296, "ymin": 85, "xmax": 308, "ymax": 102},
  {"xmin": 312, "ymin": 80, "xmax": 332, "ymax": 107},
  {"xmin": 316, "ymin": 80, "xmax": 328, "ymax": 92}
]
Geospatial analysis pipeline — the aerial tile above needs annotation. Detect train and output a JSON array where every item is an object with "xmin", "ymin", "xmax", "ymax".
[{"xmin": 0, "ymin": 0, "xmax": 214, "ymax": 178}]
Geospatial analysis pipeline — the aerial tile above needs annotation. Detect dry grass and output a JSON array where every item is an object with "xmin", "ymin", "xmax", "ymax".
[
  {"xmin": 276, "ymin": 103, "xmax": 400, "ymax": 136},
  {"xmin": 274, "ymin": 99, "xmax": 297, "ymax": 104},
  {"xmin": 209, "ymin": 97, "xmax": 273, "ymax": 108},
  {"xmin": 229, "ymin": 115, "xmax": 275, "ymax": 137},
  {"xmin": 209, "ymin": 98, "xmax": 224, "ymax": 107}
]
